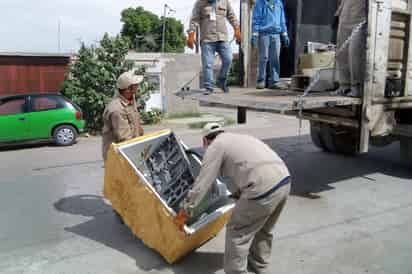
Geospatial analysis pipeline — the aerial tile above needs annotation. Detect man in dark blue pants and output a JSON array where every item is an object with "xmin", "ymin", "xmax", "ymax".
[{"xmin": 251, "ymin": 0, "xmax": 290, "ymax": 89}]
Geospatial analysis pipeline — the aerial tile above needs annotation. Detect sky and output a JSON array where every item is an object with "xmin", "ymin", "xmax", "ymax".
[{"xmin": 0, "ymin": 0, "xmax": 240, "ymax": 54}]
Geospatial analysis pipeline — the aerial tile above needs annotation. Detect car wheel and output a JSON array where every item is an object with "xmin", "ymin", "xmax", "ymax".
[{"xmin": 53, "ymin": 125, "xmax": 77, "ymax": 146}]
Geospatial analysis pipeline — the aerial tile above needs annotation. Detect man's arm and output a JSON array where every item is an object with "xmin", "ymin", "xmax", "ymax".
[
  {"xmin": 110, "ymin": 111, "xmax": 133, "ymax": 142},
  {"xmin": 252, "ymin": 0, "xmax": 262, "ymax": 34},
  {"xmin": 183, "ymin": 141, "xmax": 225, "ymax": 216},
  {"xmin": 280, "ymin": 0, "xmax": 288, "ymax": 35},
  {"xmin": 188, "ymin": 0, "xmax": 202, "ymax": 33},
  {"xmin": 136, "ymin": 111, "xmax": 144, "ymax": 136},
  {"xmin": 226, "ymin": 0, "xmax": 240, "ymax": 28}
]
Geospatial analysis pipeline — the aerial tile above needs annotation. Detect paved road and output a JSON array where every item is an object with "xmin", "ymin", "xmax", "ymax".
[{"xmin": 1, "ymin": 109, "xmax": 411, "ymax": 274}]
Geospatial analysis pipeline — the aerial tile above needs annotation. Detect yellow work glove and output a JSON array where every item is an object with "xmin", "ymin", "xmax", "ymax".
[
  {"xmin": 174, "ymin": 209, "xmax": 189, "ymax": 231},
  {"xmin": 187, "ymin": 32, "xmax": 196, "ymax": 49},
  {"xmin": 234, "ymin": 26, "xmax": 241, "ymax": 44}
]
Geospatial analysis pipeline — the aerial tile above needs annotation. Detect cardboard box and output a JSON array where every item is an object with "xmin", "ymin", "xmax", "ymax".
[{"xmin": 298, "ymin": 51, "xmax": 335, "ymax": 73}]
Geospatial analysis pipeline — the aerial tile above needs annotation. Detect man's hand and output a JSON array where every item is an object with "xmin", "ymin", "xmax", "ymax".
[
  {"xmin": 234, "ymin": 26, "xmax": 241, "ymax": 44},
  {"xmin": 251, "ymin": 33, "xmax": 258, "ymax": 48},
  {"xmin": 174, "ymin": 209, "xmax": 189, "ymax": 231},
  {"xmin": 281, "ymin": 33, "xmax": 290, "ymax": 48},
  {"xmin": 187, "ymin": 32, "xmax": 196, "ymax": 49}
]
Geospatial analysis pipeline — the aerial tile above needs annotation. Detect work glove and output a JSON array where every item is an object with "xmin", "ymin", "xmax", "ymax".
[
  {"xmin": 281, "ymin": 33, "xmax": 290, "ymax": 48},
  {"xmin": 228, "ymin": 190, "xmax": 241, "ymax": 200},
  {"xmin": 187, "ymin": 31, "xmax": 196, "ymax": 49},
  {"xmin": 234, "ymin": 26, "xmax": 242, "ymax": 44},
  {"xmin": 251, "ymin": 33, "xmax": 258, "ymax": 48},
  {"xmin": 174, "ymin": 209, "xmax": 189, "ymax": 232}
]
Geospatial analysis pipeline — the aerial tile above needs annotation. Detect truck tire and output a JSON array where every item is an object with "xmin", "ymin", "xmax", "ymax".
[
  {"xmin": 310, "ymin": 121, "xmax": 329, "ymax": 151},
  {"xmin": 320, "ymin": 123, "xmax": 359, "ymax": 155},
  {"xmin": 400, "ymin": 137, "xmax": 412, "ymax": 167},
  {"xmin": 311, "ymin": 122, "xmax": 358, "ymax": 155}
]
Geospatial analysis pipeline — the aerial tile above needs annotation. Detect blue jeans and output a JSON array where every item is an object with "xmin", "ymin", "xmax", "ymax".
[
  {"xmin": 257, "ymin": 34, "xmax": 281, "ymax": 87},
  {"xmin": 201, "ymin": 41, "xmax": 233, "ymax": 90}
]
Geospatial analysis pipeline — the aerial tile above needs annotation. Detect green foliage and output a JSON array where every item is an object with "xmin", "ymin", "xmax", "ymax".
[
  {"xmin": 167, "ymin": 112, "xmax": 203, "ymax": 119},
  {"xmin": 121, "ymin": 6, "xmax": 186, "ymax": 53},
  {"xmin": 140, "ymin": 108, "xmax": 163, "ymax": 125},
  {"xmin": 227, "ymin": 57, "xmax": 241, "ymax": 86},
  {"xmin": 62, "ymin": 33, "xmax": 160, "ymax": 132}
]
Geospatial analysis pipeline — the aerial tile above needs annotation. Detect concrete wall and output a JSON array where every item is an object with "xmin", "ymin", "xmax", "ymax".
[
  {"xmin": 162, "ymin": 54, "xmax": 201, "ymax": 115},
  {"xmin": 126, "ymin": 52, "xmax": 201, "ymax": 115}
]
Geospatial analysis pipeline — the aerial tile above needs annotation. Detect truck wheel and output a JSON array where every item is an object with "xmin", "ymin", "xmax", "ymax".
[
  {"xmin": 400, "ymin": 137, "xmax": 412, "ymax": 167},
  {"xmin": 320, "ymin": 123, "xmax": 359, "ymax": 155},
  {"xmin": 53, "ymin": 125, "xmax": 77, "ymax": 146},
  {"xmin": 310, "ymin": 121, "xmax": 329, "ymax": 151}
]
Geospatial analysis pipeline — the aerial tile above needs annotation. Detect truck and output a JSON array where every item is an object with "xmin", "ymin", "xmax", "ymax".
[{"xmin": 178, "ymin": 0, "xmax": 412, "ymax": 165}]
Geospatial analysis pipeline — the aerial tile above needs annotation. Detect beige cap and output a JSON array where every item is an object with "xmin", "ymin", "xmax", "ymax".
[
  {"xmin": 117, "ymin": 71, "xmax": 144, "ymax": 90},
  {"xmin": 202, "ymin": 122, "xmax": 224, "ymax": 138}
]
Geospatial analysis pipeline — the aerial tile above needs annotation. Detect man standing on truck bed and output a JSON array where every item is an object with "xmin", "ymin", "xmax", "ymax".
[
  {"xmin": 187, "ymin": 0, "xmax": 242, "ymax": 94},
  {"xmin": 102, "ymin": 71, "xmax": 145, "ymax": 161},
  {"xmin": 251, "ymin": 0, "xmax": 290, "ymax": 89},
  {"xmin": 335, "ymin": 0, "xmax": 367, "ymax": 97},
  {"xmin": 177, "ymin": 123, "xmax": 291, "ymax": 274}
]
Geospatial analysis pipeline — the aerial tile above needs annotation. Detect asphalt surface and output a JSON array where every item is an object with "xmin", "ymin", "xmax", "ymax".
[{"xmin": 1, "ymin": 108, "xmax": 412, "ymax": 274}]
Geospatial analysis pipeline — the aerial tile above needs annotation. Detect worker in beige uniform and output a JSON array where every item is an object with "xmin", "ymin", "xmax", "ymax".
[
  {"xmin": 102, "ymin": 71, "xmax": 144, "ymax": 161},
  {"xmin": 187, "ymin": 0, "xmax": 241, "ymax": 94},
  {"xmin": 335, "ymin": 0, "xmax": 367, "ymax": 97},
  {"xmin": 179, "ymin": 123, "xmax": 291, "ymax": 274}
]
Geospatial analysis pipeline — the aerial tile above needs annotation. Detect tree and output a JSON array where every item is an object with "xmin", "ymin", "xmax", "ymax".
[
  {"xmin": 61, "ymin": 33, "xmax": 151, "ymax": 132},
  {"xmin": 120, "ymin": 7, "xmax": 186, "ymax": 53}
]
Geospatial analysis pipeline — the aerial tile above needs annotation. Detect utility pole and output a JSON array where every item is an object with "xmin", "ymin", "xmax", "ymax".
[
  {"xmin": 58, "ymin": 18, "xmax": 62, "ymax": 53},
  {"xmin": 240, "ymin": 0, "xmax": 257, "ymax": 87},
  {"xmin": 161, "ymin": 4, "xmax": 175, "ymax": 53}
]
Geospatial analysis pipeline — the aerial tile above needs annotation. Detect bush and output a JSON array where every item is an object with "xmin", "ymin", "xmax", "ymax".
[{"xmin": 62, "ymin": 33, "xmax": 159, "ymax": 132}]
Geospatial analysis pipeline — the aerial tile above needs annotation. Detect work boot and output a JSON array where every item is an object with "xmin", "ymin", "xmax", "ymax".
[
  {"xmin": 256, "ymin": 82, "xmax": 265, "ymax": 89},
  {"xmin": 217, "ymin": 80, "xmax": 229, "ymax": 93},
  {"xmin": 332, "ymin": 85, "xmax": 351, "ymax": 96},
  {"xmin": 346, "ymin": 86, "xmax": 362, "ymax": 97},
  {"xmin": 202, "ymin": 88, "xmax": 214, "ymax": 95},
  {"xmin": 269, "ymin": 83, "xmax": 283, "ymax": 90}
]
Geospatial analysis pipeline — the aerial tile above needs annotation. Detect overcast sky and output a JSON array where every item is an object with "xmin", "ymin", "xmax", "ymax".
[{"xmin": 0, "ymin": 0, "xmax": 240, "ymax": 54}]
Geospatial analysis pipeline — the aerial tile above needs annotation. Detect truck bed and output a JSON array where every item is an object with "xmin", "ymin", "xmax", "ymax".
[{"xmin": 177, "ymin": 87, "xmax": 362, "ymax": 114}]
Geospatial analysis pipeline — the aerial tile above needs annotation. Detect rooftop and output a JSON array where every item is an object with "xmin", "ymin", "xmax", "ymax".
[{"xmin": 0, "ymin": 51, "xmax": 72, "ymax": 58}]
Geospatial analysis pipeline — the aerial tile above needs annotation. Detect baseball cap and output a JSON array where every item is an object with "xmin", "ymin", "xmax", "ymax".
[
  {"xmin": 117, "ymin": 71, "xmax": 144, "ymax": 90},
  {"xmin": 202, "ymin": 122, "xmax": 224, "ymax": 138}
]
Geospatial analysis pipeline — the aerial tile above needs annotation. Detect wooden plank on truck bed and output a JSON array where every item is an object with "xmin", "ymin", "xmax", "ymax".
[{"xmin": 176, "ymin": 87, "xmax": 361, "ymax": 114}]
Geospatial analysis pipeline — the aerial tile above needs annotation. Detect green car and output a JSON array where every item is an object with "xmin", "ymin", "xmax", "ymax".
[{"xmin": 0, "ymin": 93, "xmax": 85, "ymax": 146}]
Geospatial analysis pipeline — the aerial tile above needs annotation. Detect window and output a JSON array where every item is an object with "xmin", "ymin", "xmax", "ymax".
[
  {"xmin": 0, "ymin": 98, "xmax": 26, "ymax": 116},
  {"xmin": 32, "ymin": 95, "xmax": 65, "ymax": 112}
]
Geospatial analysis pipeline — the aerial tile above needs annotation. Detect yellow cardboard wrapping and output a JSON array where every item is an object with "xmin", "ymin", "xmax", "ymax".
[{"xmin": 103, "ymin": 131, "xmax": 232, "ymax": 263}]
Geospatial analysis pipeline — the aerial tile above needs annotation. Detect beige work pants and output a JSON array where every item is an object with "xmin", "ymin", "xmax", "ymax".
[
  {"xmin": 224, "ymin": 184, "xmax": 290, "ymax": 274},
  {"xmin": 336, "ymin": 0, "xmax": 367, "ymax": 88}
]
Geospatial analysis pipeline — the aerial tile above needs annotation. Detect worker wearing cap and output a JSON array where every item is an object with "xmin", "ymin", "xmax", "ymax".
[
  {"xmin": 251, "ymin": 0, "xmax": 290, "ymax": 90},
  {"xmin": 187, "ymin": 0, "xmax": 241, "ymax": 94},
  {"xmin": 335, "ymin": 0, "xmax": 367, "ymax": 97},
  {"xmin": 179, "ymin": 123, "xmax": 291, "ymax": 274},
  {"xmin": 102, "ymin": 71, "xmax": 145, "ymax": 161}
]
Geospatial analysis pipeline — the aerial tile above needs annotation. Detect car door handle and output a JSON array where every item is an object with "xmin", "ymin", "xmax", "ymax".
[{"xmin": 18, "ymin": 117, "xmax": 26, "ymax": 121}]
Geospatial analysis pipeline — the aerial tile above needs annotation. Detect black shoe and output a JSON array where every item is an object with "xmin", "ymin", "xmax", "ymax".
[
  {"xmin": 217, "ymin": 81, "xmax": 229, "ymax": 93},
  {"xmin": 269, "ymin": 83, "xmax": 282, "ymax": 90},
  {"xmin": 256, "ymin": 82, "xmax": 265, "ymax": 89},
  {"xmin": 203, "ymin": 88, "xmax": 214, "ymax": 95}
]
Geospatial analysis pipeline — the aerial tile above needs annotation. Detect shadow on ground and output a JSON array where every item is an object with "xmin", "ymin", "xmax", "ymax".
[
  {"xmin": 54, "ymin": 195, "xmax": 223, "ymax": 274},
  {"xmin": 54, "ymin": 134, "xmax": 412, "ymax": 272},
  {"xmin": 262, "ymin": 135, "xmax": 412, "ymax": 197}
]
